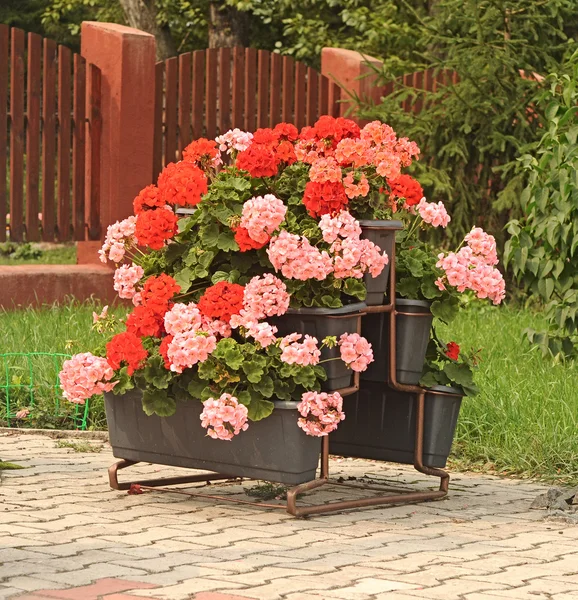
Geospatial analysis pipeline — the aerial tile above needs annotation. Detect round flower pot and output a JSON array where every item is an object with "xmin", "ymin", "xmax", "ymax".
[
  {"xmin": 358, "ymin": 298, "xmax": 433, "ymax": 385},
  {"xmin": 395, "ymin": 298, "xmax": 433, "ymax": 385},
  {"xmin": 105, "ymin": 390, "xmax": 321, "ymax": 485},
  {"xmin": 272, "ymin": 302, "xmax": 366, "ymax": 391},
  {"xmin": 359, "ymin": 219, "xmax": 403, "ymax": 305},
  {"xmin": 329, "ymin": 381, "xmax": 464, "ymax": 468}
]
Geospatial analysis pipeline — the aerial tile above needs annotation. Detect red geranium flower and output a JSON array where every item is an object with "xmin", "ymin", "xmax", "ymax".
[
  {"xmin": 302, "ymin": 181, "xmax": 349, "ymax": 218},
  {"xmin": 252, "ymin": 128, "xmax": 279, "ymax": 145},
  {"xmin": 313, "ymin": 116, "xmax": 360, "ymax": 143},
  {"xmin": 157, "ymin": 161, "xmax": 208, "ymax": 207},
  {"xmin": 126, "ymin": 305, "xmax": 164, "ymax": 338},
  {"xmin": 135, "ymin": 208, "xmax": 179, "ymax": 250},
  {"xmin": 182, "ymin": 138, "xmax": 220, "ymax": 168},
  {"xmin": 236, "ymin": 144, "xmax": 279, "ymax": 178},
  {"xmin": 198, "ymin": 281, "xmax": 245, "ymax": 323},
  {"xmin": 133, "ymin": 184, "xmax": 165, "ymax": 214},
  {"xmin": 141, "ymin": 274, "xmax": 180, "ymax": 312},
  {"xmin": 274, "ymin": 122, "xmax": 299, "ymax": 141},
  {"xmin": 445, "ymin": 342, "xmax": 460, "ymax": 361},
  {"xmin": 233, "ymin": 226, "xmax": 270, "ymax": 252},
  {"xmin": 106, "ymin": 331, "xmax": 148, "ymax": 375},
  {"xmin": 388, "ymin": 174, "xmax": 424, "ymax": 207},
  {"xmin": 276, "ymin": 140, "xmax": 297, "ymax": 165}
]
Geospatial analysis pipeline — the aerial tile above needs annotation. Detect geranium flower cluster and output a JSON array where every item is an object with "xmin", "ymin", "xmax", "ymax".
[
  {"xmin": 280, "ymin": 334, "xmax": 321, "ymax": 367},
  {"xmin": 236, "ymin": 124, "xmax": 297, "ymax": 177},
  {"xmin": 59, "ymin": 353, "xmax": 116, "ymax": 404},
  {"xmin": 418, "ymin": 199, "xmax": 451, "ymax": 228},
  {"xmin": 215, "ymin": 128, "xmax": 253, "ymax": 154},
  {"xmin": 113, "ymin": 264, "xmax": 144, "ymax": 300},
  {"xmin": 239, "ymin": 195, "xmax": 287, "ymax": 244},
  {"xmin": 200, "ymin": 393, "xmax": 249, "ymax": 441},
  {"xmin": 99, "ymin": 216, "xmax": 137, "ymax": 264},
  {"xmin": 435, "ymin": 231, "xmax": 506, "ymax": 305},
  {"xmin": 338, "ymin": 333, "xmax": 374, "ymax": 372},
  {"xmin": 297, "ymin": 391, "xmax": 345, "ymax": 437}
]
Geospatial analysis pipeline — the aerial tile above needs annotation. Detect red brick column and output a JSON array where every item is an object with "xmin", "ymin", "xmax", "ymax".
[
  {"xmin": 79, "ymin": 22, "xmax": 156, "ymax": 263},
  {"xmin": 320, "ymin": 48, "xmax": 384, "ymax": 122}
]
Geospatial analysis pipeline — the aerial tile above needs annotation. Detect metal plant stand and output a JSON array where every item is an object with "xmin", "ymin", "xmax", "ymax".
[{"xmin": 108, "ymin": 243, "xmax": 450, "ymax": 516}]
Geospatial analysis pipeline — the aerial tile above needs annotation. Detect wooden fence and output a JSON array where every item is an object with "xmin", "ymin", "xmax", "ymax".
[
  {"xmin": 153, "ymin": 48, "xmax": 342, "ymax": 178},
  {"xmin": 0, "ymin": 25, "xmax": 101, "ymax": 242}
]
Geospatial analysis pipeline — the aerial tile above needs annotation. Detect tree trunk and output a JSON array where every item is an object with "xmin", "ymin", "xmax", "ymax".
[
  {"xmin": 118, "ymin": 0, "xmax": 177, "ymax": 60},
  {"xmin": 208, "ymin": 2, "xmax": 250, "ymax": 48}
]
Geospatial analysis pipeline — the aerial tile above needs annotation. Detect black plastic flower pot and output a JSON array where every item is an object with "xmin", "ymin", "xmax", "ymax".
[
  {"xmin": 272, "ymin": 302, "xmax": 366, "ymax": 391},
  {"xmin": 359, "ymin": 298, "xmax": 432, "ymax": 385},
  {"xmin": 105, "ymin": 390, "xmax": 321, "ymax": 485},
  {"xmin": 359, "ymin": 219, "xmax": 403, "ymax": 305},
  {"xmin": 395, "ymin": 298, "xmax": 433, "ymax": 385},
  {"xmin": 329, "ymin": 382, "xmax": 464, "ymax": 468}
]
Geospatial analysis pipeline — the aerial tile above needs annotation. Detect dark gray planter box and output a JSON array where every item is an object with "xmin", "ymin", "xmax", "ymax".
[
  {"xmin": 359, "ymin": 220, "xmax": 403, "ymax": 305},
  {"xmin": 329, "ymin": 382, "xmax": 463, "ymax": 468},
  {"xmin": 105, "ymin": 390, "xmax": 321, "ymax": 485},
  {"xmin": 272, "ymin": 302, "xmax": 366, "ymax": 391},
  {"xmin": 360, "ymin": 298, "xmax": 433, "ymax": 385}
]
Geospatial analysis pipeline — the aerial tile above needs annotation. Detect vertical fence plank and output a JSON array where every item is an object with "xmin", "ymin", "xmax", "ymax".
[
  {"xmin": 164, "ymin": 57, "xmax": 178, "ymax": 164},
  {"xmin": 244, "ymin": 48, "xmax": 257, "ymax": 131},
  {"xmin": 9, "ymin": 28, "xmax": 25, "ymax": 241},
  {"xmin": 281, "ymin": 56, "xmax": 294, "ymax": 123},
  {"xmin": 205, "ymin": 48, "xmax": 217, "ymax": 140},
  {"xmin": 218, "ymin": 47, "xmax": 231, "ymax": 135},
  {"xmin": 153, "ymin": 62, "xmax": 164, "ymax": 178},
  {"xmin": 328, "ymin": 82, "xmax": 341, "ymax": 117},
  {"xmin": 269, "ymin": 52, "xmax": 282, "ymax": 127},
  {"xmin": 231, "ymin": 47, "xmax": 244, "ymax": 129},
  {"xmin": 42, "ymin": 38, "xmax": 57, "ymax": 241},
  {"xmin": 306, "ymin": 67, "xmax": 319, "ymax": 126},
  {"xmin": 294, "ymin": 61, "xmax": 306, "ymax": 129},
  {"xmin": 318, "ymin": 75, "xmax": 329, "ymax": 118},
  {"xmin": 413, "ymin": 70, "xmax": 424, "ymax": 114},
  {"xmin": 87, "ymin": 64, "xmax": 101, "ymax": 241},
  {"xmin": 257, "ymin": 50, "xmax": 270, "ymax": 129},
  {"xmin": 192, "ymin": 50, "xmax": 205, "ymax": 139},
  {"xmin": 402, "ymin": 72, "xmax": 414, "ymax": 113},
  {"xmin": 57, "ymin": 45, "xmax": 72, "ymax": 241},
  {"xmin": 26, "ymin": 33, "xmax": 42, "ymax": 241},
  {"xmin": 0, "ymin": 25, "xmax": 8, "ymax": 241},
  {"xmin": 178, "ymin": 52, "xmax": 192, "ymax": 154},
  {"xmin": 72, "ymin": 54, "xmax": 86, "ymax": 241}
]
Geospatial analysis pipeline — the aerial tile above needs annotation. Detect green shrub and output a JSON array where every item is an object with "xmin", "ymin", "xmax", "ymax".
[{"xmin": 505, "ymin": 50, "xmax": 578, "ymax": 358}]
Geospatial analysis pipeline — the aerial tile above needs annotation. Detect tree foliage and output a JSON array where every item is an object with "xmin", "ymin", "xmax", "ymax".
[
  {"xmin": 360, "ymin": 0, "xmax": 577, "ymax": 248},
  {"xmin": 505, "ymin": 50, "xmax": 578, "ymax": 358}
]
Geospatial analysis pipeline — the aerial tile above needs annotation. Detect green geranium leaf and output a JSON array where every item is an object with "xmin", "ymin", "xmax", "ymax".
[
  {"xmin": 242, "ymin": 355, "xmax": 268, "ymax": 383},
  {"xmin": 431, "ymin": 297, "xmax": 459, "ymax": 324},
  {"xmin": 247, "ymin": 395, "xmax": 275, "ymax": 421},
  {"xmin": 237, "ymin": 390, "xmax": 252, "ymax": 406},
  {"xmin": 419, "ymin": 371, "xmax": 439, "ymax": 388},
  {"xmin": 421, "ymin": 278, "xmax": 443, "ymax": 300},
  {"xmin": 443, "ymin": 362, "xmax": 474, "ymax": 388},
  {"xmin": 216, "ymin": 231, "xmax": 239, "ymax": 252},
  {"xmin": 320, "ymin": 294, "xmax": 343, "ymax": 308},
  {"xmin": 213, "ymin": 338, "xmax": 244, "ymax": 370},
  {"xmin": 188, "ymin": 378, "xmax": 206, "ymax": 399},
  {"xmin": 142, "ymin": 388, "xmax": 176, "ymax": 417},
  {"xmin": 211, "ymin": 270, "xmax": 230, "ymax": 284},
  {"xmin": 200, "ymin": 222, "xmax": 219, "ymax": 247},
  {"xmin": 143, "ymin": 355, "xmax": 173, "ymax": 390},
  {"xmin": 253, "ymin": 375, "xmax": 274, "ymax": 397},
  {"xmin": 294, "ymin": 366, "xmax": 318, "ymax": 388},
  {"xmin": 198, "ymin": 250, "xmax": 216, "ymax": 269},
  {"xmin": 396, "ymin": 277, "xmax": 420, "ymax": 299},
  {"xmin": 111, "ymin": 366, "xmax": 134, "ymax": 395},
  {"xmin": 173, "ymin": 267, "xmax": 193, "ymax": 293},
  {"xmin": 343, "ymin": 278, "xmax": 367, "ymax": 300}
]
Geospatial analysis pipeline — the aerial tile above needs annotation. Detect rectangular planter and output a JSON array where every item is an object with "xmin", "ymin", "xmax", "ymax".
[
  {"xmin": 105, "ymin": 390, "xmax": 321, "ymax": 485},
  {"xmin": 329, "ymin": 381, "xmax": 463, "ymax": 468}
]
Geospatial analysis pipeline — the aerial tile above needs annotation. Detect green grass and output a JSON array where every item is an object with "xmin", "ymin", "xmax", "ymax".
[
  {"xmin": 0, "ymin": 243, "xmax": 76, "ymax": 265},
  {"xmin": 1, "ymin": 301, "xmax": 577, "ymax": 483},
  {"xmin": 0, "ymin": 301, "xmax": 127, "ymax": 430},
  {"xmin": 439, "ymin": 304, "xmax": 578, "ymax": 484}
]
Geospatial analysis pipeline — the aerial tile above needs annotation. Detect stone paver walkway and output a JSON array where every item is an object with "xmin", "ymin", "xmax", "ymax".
[{"xmin": 1, "ymin": 432, "xmax": 577, "ymax": 600}]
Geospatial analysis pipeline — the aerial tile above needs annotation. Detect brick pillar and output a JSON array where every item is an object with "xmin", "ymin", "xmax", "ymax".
[
  {"xmin": 321, "ymin": 48, "xmax": 384, "ymax": 123},
  {"xmin": 79, "ymin": 22, "xmax": 156, "ymax": 263}
]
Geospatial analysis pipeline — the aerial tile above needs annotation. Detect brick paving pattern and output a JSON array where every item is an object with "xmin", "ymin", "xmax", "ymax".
[{"xmin": 1, "ymin": 432, "xmax": 577, "ymax": 600}]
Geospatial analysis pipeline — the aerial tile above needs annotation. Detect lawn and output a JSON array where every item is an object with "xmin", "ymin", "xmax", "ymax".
[
  {"xmin": 0, "ymin": 243, "xmax": 77, "ymax": 265},
  {"xmin": 1, "ymin": 301, "xmax": 576, "ymax": 483}
]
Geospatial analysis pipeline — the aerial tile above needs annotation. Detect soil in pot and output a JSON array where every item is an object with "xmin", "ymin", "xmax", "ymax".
[
  {"xmin": 105, "ymin": 390, "xmax": 321, "ymax": 485},
  {"xmin": 329, "ymin": 381, "xmax": 463, "ymax": 468},
  {"xmin": 272, "ymin": 302, "xmax": 366, "ymax": 391}
]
